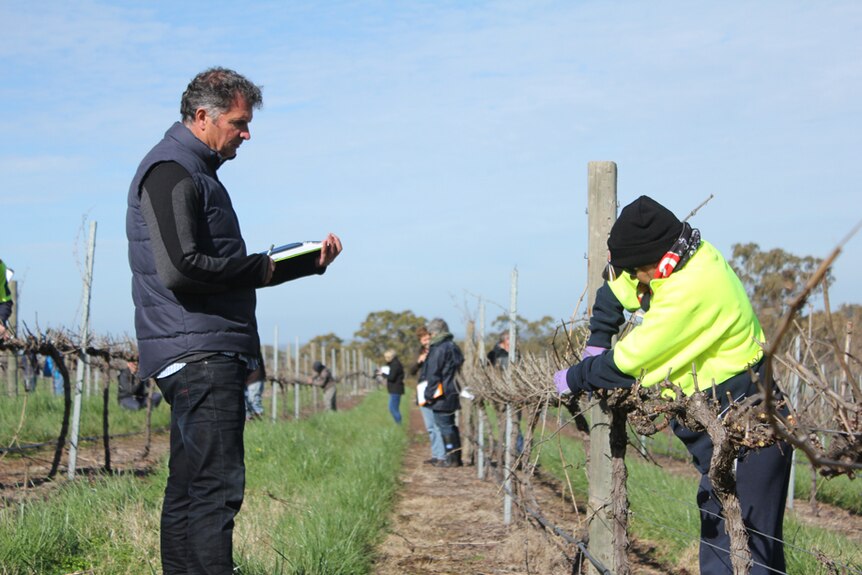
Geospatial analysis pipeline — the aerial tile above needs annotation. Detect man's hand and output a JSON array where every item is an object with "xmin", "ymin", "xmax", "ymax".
[
  {"xmin": 264, "ymin": 257, "xmax": 275, "ymax": 284},
  {"xmin": 318, "ymin": 233, "xmax": 343, "ymax": 267}
]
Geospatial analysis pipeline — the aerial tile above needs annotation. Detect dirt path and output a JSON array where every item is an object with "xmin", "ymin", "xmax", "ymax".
[
  {"xmin": 373, "ymin": 407, "xmax": 862, "ymax": 574},
  {"xmin": 372, "ymin": 407, "xmax": 674, "ymax": 574}
]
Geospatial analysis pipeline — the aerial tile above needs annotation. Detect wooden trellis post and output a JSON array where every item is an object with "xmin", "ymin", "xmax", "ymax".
[
  {"xmin": 271, "ymin": 326, "xmax": 279, "ymax": 423},
  {"xmin": 503, "ymin": 267, "xmax": 518, "ymax": 525},
  {"xmin": 586, "ymin": 162, "xmax": 629, "ymax": 574},
  {"xmin": 69, "ymin": 220, "xmax": 97, "ymax": 480},
  {"xmin": 294, "ymin": 337, "xmax": 301, "ymax": 419}
]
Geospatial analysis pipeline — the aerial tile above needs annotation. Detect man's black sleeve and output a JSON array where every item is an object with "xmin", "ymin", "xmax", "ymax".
[{"xmin": 140, "ymin": 162, "xmax": 271, "ymax": 293}]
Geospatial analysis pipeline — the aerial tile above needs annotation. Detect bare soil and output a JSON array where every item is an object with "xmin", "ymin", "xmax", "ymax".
[{"xmin": 0, "ymin": 430, "xmax": 170, "ymax": 506}]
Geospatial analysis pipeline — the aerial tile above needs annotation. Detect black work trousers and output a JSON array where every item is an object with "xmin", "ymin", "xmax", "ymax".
[{"xmin": 156, "ymin": 355, "xmax": 247, "ymax": 575}]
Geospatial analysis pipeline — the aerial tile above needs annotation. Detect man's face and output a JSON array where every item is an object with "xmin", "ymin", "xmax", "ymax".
[
  {"xmin": 629, "ymin": 264, "xmax": 658, "ymax": 287},
  {"xmin": 200, "ymin": 96, "xmax": 253, "ymax": 159}
]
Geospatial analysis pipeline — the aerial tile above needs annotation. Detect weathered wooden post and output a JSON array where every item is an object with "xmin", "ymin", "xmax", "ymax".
[
  {"xmin": 503, "ymin": 267, "xmax": 518, "ymax": 525},
  {"xmin": 69, "ymin": 220, "xmax": 97, "ymax": 480},
  {"xmin": 294, "ymin": 337, "xmax": 301, "ymax": 419},
  {"xmin": 311, "ymin": 343, "xmax": 319, "ymax": 411},
  {"xmin": 462, "ymin": 319, "xmax": 475, "ymax": 465},
  {"xmin": 330, "ymin": 346, "xmax": 336, "ymax": 402},
  {"xmin": 271, "ymin": 326, "xmax": 279, "ymax": 423},
  {"xmin": 586, "ymin": 162, "xmax": 629, "ymax": 574},
  {"xmin": 281, "ymin": 347, "xmax": 289, "ymax": 419},
  {"xmin": 340, "ymin": 346, "xmax": 347, "ymax": 403},
  {"xmin": 353, "ymin": 348, "xmax": 358, "ymax": 396},
  {"xmin": 477, "ymin": 298, "xmax": 486, "ymax": 480}
]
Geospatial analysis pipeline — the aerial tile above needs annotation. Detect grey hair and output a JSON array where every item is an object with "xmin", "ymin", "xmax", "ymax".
[
  {"xmin": 180, "ymin": 67, "xmax": 263, "ymax": 123},
  {"xmin": 427, "ymin": 318, "xmax": 449, "ymax": 336}
]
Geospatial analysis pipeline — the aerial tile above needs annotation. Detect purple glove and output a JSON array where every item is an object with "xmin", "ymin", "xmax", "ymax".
[
  {"xmin": 554, "ymin": 369, "xmax": 571, "ymax": 395},
  {"xmin": 582, "ymin": 345, "xmax": 607, "ymax": 358}
]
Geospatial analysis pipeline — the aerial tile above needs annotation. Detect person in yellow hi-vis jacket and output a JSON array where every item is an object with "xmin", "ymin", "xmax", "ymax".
[
  {"xmin": 554, "ymin": 196, "xmax": 792, "ymax": 575},
  {"xmin": 0, "ymin": 259, "xmax": 13, "ymax": 339}
]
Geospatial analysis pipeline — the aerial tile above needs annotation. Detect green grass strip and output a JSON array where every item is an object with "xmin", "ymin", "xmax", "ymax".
[
  {"xmin": 538, "ymin": 433, "xmax": 862, "ymax": 574},
  {"xmin": 0, "ymin": 390, "xmax": 406, "ymax": 575},
  {"xmin": 636, "ymin": 428, "xmax": 862, "ymax": 515},
  {"xmin": 236, "ymin": 391, "xmax": 407, "ymax": 574},
  {"xmin": 0, "ymin": 381, "xmax": 171, "ymax": 447}
]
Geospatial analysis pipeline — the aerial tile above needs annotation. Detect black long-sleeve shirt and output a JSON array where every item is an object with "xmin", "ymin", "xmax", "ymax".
[{"xmin": 141, "ymin": 161, "xmax": 320, "ymax": 292}]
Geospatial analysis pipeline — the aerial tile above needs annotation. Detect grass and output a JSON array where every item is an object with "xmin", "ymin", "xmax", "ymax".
[
  {"xmin": 0, "ymin": 389, "xmax": 407, "ymax": 575},
  {"xmin": 787, "ymin": 460, "xmax": 861, "ymax": 515},
  {"xmin": 0, "ymin": 472, "xmax": 164, "ymax": 574},
  {"xmin": 235, "ymin": 391, "xmax": 407, "ymax": 574},
  {"xmin": 637, "ymin": 425, "xmax": 862, "ymax": 514},
  {"xmin": 535, "ymin": 426, "xmax": 862, "ymax": 574},
  {"xmin": 0, "ymin": 377, "xmax": 170, "ymax": 448}
]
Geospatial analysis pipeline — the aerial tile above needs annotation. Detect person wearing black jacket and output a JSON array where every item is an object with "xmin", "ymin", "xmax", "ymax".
[
  {"xmin": 486, "ymin": 331, "xmax": 510, "ymax": 368},
  {"xmin": 423, "ymin": 318, "xmax": 465, "ymax": 467},
  {"xmin": 410, "ymin": 327, "xmax": 446, "ymax": 465},
  {"xmin": 383, "ymin": 349, "xmax": 405, "ymax": 423}
]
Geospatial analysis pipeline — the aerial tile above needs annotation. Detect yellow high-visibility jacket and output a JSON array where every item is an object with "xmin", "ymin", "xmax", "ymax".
[
  {"xmin": 0, "ymin": 260, "xmax": 11, "ymax": 303},
  {"xmin": 570, "ymin": 241, "xmax": 765, "ymax": 397}
]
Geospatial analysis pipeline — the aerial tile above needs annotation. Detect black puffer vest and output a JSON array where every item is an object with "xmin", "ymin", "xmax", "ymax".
[{"xmin": 126, "ymin": 122, "xmax": 259, "ymax": 380}]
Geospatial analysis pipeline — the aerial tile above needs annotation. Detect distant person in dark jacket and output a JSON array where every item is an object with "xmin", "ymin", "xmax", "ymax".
[
  {"xmin": 21, "ymin": 350, "xmax": 39, "ymax": 393},
  {"xmin": 382, "ymin": 349, "xmax": 405, "ymax": 423},
  {"xmin": 311, "ymin": 360, "xmax": 336, "ymax": 411},
  {"xmin": 486, "ymin": 331, "xmax": 510, "ymax": 368},
  {"xmin": 423, "ymin": 318, "xmax": 465, "ymax": 467},
  {"xmin": 410, "ymin": 327, "xmax": 445, "ymax": 465},
  {"xmin": 118, "ymin": 360, "xmax": 162, "ymax": 410}
]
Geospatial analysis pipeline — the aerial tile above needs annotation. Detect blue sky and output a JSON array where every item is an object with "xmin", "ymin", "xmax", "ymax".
[{"xmin": 2, "ymin": 1, "xmax": 860, "ymax": 345}]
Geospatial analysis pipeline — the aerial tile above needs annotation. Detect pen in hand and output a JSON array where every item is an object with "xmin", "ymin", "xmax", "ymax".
[{"xmin": 267, "ymin": 244, "xmax": 275, "ymax": 257}]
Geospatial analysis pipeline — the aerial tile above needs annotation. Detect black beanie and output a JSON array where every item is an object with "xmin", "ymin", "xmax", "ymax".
[{"xmin": 607, "ymin": 196, "xmax": 682, "ymax": 269}]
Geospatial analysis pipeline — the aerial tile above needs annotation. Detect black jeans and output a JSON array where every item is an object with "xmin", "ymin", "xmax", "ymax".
[{"xmin": 156, "ymin": 355, "xmax": 247, "ymax": 575}]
